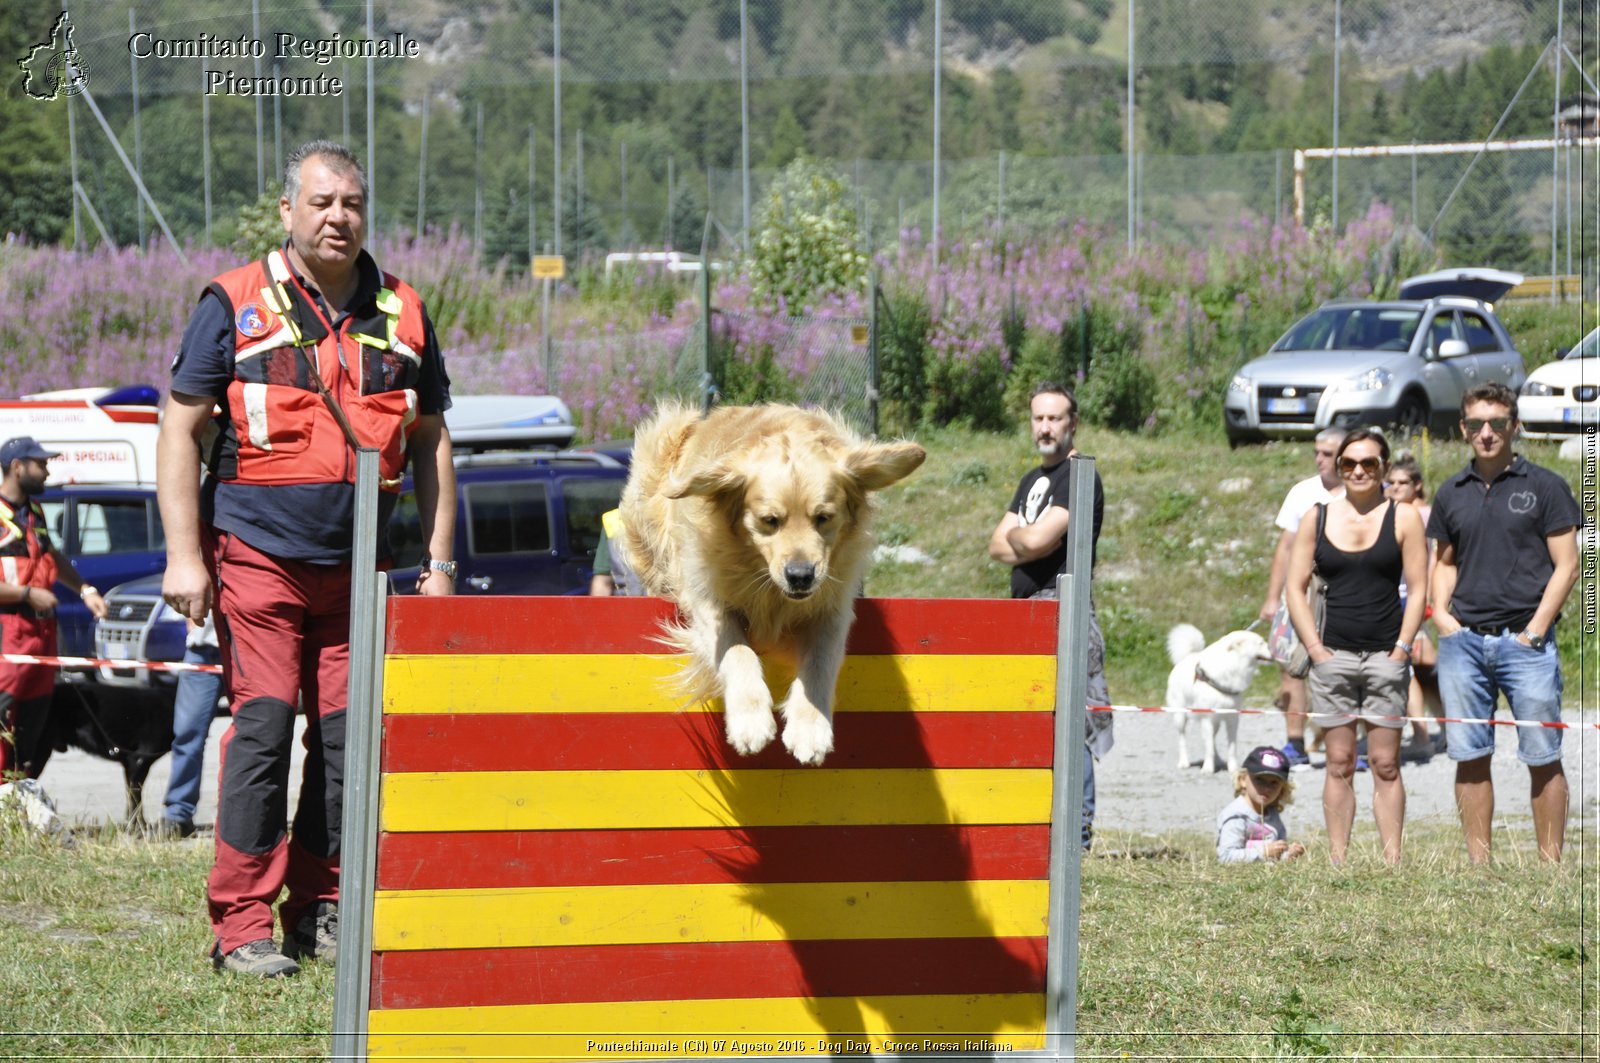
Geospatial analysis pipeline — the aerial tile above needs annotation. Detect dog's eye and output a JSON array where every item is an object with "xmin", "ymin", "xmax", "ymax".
[
  {"xmin": 759, "ymin": 514, "xmax": 781, "ymax": 530},
  {"xmin": 814, "ymin": 512, "xmax": 832, "ymax": 527}
]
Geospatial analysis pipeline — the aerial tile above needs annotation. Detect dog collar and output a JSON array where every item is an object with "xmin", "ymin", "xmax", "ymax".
[{"xmin": 1194, "ymin": 662, "xmax": 1249, "ymax": 698}]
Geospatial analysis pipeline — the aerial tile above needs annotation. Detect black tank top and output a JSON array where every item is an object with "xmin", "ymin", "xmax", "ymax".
[{"xmin": 1315, "ymin": 501, "xmax": 1403, "ymax": 652}]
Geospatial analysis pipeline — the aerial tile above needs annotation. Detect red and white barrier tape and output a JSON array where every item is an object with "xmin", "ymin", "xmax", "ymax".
[
  {"xmin": 2, "ymin": 652, "xmax": 222, "ymax": 675},
  {"xmin": 1087, "ymin": 702, "xmax": 1599, "ymax": 731}
]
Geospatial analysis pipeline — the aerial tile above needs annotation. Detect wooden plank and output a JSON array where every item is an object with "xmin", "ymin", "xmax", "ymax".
[
  {"xmin": 375, "ymin": 824, "xmax": 1052, "ymax": 890},
  {"xmin": 372, "ymin": 937, "xmax": 1048, "ymax": 1010},
  {"xmin": 383, "ymin": 654, "xmax": 1055, "ymax": 715},
  {"xmin": 371, "ymin": 879, "xmax": 1049, "ymax": 951},
  {"xmin": 366, "ymin": 993, "xmax": 1046, "ymax": 1059},
  {"xmin": 381, "ymin": 711, "xmax": 1055, "ymax": 772},
  {"xmin": 380, "ymin": 768, "xmax": 1053, "ymax": 833},
  {"xmin": 385, "ymin": 596, "xmax": 1059, "ymax": 656}
]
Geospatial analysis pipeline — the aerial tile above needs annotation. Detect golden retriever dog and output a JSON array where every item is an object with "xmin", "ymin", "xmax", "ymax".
[{"xmin": 620, "ymin": 401, "xmax": 925, "ymax": 765}]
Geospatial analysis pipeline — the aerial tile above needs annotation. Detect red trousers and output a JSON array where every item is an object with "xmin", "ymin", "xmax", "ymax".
[{"xmin": 207, "ymin": 531, "xmax": 352, "ymax": 953}]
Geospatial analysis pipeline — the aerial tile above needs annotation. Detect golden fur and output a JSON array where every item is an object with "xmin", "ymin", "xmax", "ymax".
[{"xmin": 620, "ymin": 401, "xmax": 925, "ymax": 764}]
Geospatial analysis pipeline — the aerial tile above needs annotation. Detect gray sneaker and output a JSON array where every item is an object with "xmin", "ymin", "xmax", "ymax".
[
  {"xmin": 284, "ymin": 902, "xmax": 338, "ymax": 964},
  {"xmin": 212, "ymin": 938, "xmax": 300, "ymax": 978}
]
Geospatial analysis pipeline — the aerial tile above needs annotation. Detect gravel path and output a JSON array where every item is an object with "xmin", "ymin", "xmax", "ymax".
[{"xmin": 36, "ymin": 708, "xmax": 1598, "ymax": 853}]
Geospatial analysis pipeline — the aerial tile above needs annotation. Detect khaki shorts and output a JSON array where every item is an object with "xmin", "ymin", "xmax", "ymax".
[{"xmin": 1307, "ymin": 648, "xmax": 1409, "ymax": 729}]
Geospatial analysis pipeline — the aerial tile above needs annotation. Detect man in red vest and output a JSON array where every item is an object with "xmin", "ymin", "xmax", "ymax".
[
  {"xmin": 158, "ymin": 140, "xmax": 457, "ymax": 978},
  {"xmin": 0, "ymin": 436, "xmax": 108, "ymax": 777}
]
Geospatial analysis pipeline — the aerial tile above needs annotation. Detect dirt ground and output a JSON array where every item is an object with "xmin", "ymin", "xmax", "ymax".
[{"xmin": 36, "ymin": 708, "xmax": 1596, "ymax": 854}]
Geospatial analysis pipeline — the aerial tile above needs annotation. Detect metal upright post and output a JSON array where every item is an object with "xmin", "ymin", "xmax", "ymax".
[
  {"xmin": 202, "ymin": 53, "xmax": 212, "ymax": 244},
  {"xmin": 553, "ymin": 0, "xmax": 562, "ymax": 258},
  {"xmin": 331, "ymin": 448, "xmax": 387, "ymax": 1061},
  {"xmin": 932, "ymin": 0, "xmax": 942, "ymax": 265},
  {"xmin": 529, "ymin": 125, "xmax": 538, "ymax": 264},
  {"xmin": 868, "ymin": 272, "xmax": 881, "ymax": 438},
  {"xmin": 1332, "ymin": 0, "xmax": 1342, "ymax": 231},
  {"xmin": 1044, "ymin": 455, "xmax": 1093, "ymax": 1063},
  {"xmin": 475, "ymin": 102, "xmax": 485, "ymax": 251},
  {"xmin": 416, "ymin": 93, "xmax": 429, "ymax": 238},
  {"xmin": 129, "ymin": 8, "xmax": 145, "ymax": 248},
  {"xmin": 254, "ymin": 0, "xmax": 265, "ymax": 195},
  {"xmin": 740, "ymin": 0, "xmax": 751, "ymax": 253},
  {"xmin": 1127, "ymin": 0, "xmax": 1135, "ymax": 251}
]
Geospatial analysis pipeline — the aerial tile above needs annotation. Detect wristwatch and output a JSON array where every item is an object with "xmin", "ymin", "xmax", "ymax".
[
  {"xmin": 78, "ymin": 584, "xmax": 99, "ymax": 599},
  {"xmin": 427, "ymin": 559, "xmax": 458, "ymax": 580},
  {"xmin": 1393, "ymin": 640, "xmax": 1413, "ymax": 657},
  {"xmin": 1522, "ymin": 629, "xmax": 1546, "ymax": 651}
]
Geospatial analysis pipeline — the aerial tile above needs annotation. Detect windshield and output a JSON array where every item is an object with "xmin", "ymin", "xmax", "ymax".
[
  {"xmin": 1566, "ymin": 328, "xmax": 1600, "ymax": 360},
  {"xmin": 1272, "ymin": 307, "xmax": 1423, "ymax": 353}
]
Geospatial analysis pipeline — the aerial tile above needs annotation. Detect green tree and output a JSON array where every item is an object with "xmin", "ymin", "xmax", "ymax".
[{"xmin": 750, "ymin": 157, "xmax": 865, "ymax": 308}]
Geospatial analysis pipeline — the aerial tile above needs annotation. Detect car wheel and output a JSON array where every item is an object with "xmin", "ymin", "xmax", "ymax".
[{"xmin": 1389, "ymin": 394, "xmax": 1428, "ymax": 438}]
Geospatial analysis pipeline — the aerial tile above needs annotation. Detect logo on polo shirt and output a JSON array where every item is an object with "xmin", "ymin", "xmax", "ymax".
[{"xmin": 1507, "ymin": 490, "xmax": 1536, "ymax": 514}]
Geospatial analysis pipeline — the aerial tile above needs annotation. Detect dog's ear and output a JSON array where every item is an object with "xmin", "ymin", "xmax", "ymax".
[
  {"xmin": 844, "ymin": 441, "xmax": 926, "ymax": 492},
  {"xmin": 664, "ymin": 461, "xmax": 748, "ymax": 501}
]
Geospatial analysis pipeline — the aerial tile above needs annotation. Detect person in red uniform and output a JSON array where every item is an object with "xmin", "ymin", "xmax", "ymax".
[
  {"xmin": 0, "ymin": 437, "xmax": 108, "ymax": 776},
  {"xmin": 158, "ymin": 140, "xmax": 456, "ymax": 978}
]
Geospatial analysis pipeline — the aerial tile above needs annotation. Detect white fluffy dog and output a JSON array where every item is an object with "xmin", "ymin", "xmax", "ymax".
[{"xmin": 1166, "ymin": 623, "xmax": 1274, "ymax": 774}]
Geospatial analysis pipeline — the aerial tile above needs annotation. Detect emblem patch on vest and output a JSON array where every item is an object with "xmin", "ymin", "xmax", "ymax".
[{"xmin": 237, "ymin": 302, "xmax": 273, "ymax": 338}]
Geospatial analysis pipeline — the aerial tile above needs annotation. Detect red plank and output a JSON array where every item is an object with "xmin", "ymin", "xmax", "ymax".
[
  {"xmin": 372, "ymin": 936, "xmax": 1048, "ymax": 1011},
  {"xmin": 375, "ymin": 824, "xmax": 1052, "ymax": 890},
  {"xmin": 382, "ymin": 711, "xmax": 1055, "ymax": 773},
  {"xmin": 385, "ymin": 597, "xmax": 1057, "ymax": 656}
]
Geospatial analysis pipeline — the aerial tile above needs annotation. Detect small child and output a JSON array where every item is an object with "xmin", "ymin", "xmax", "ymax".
[{"xmin": 1216, "ymin": 745, "xmax": 1306, "ymax": 863}]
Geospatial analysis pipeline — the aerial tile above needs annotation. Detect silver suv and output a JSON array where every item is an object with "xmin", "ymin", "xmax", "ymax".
[{"xmin": 1223, "ymin": 269, "xmax": 1526, "ymax": 445}]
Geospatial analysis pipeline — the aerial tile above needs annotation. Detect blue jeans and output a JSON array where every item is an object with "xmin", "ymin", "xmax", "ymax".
[
  {"xmin": 1436, "ymin": 625, "xmax": 1564, "ymax": 767},
  {"xmin": 164, "ymin": 645, "xmax": 223, "ymax": 826},
  {"xmin": 1082, "ymin": 746, "xmax": 1096, "ymax": 851}
]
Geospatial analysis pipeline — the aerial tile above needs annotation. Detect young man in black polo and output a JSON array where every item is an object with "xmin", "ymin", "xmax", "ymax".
[{"xmin": 1428, "ymin": 382, "xmax": 1581, "ymax": 864}]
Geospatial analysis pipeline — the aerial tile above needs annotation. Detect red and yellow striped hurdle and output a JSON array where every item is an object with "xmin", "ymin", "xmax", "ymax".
[{"xmin": 338, "ymin": 595, "xmax": 1083, "ymax": 1061}]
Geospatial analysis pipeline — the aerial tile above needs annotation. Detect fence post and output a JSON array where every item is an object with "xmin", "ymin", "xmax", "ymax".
[
  {"xmin": 332, "ymin": 448, "xmax": 387, "ymax": 1061},
  {"xmin": 1044, "ymin": 454, "xmax": 1092, "ymax": 1060},
  {"xmin": 868, "ymin": 272, "xmax": 881, "ymax": 438},
  {"xmin": 701, "ymin": 261, "xmax": 715, "ymax": 415}
]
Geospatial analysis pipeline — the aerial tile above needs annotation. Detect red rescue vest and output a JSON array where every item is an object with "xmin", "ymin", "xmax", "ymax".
[
  {"xmin": 205, "ymin": 249, "xmax": 425, "ymax": 490},
  {"xmin": 0, "ymin": 495, "xmax": 60, "ymax": 701}
]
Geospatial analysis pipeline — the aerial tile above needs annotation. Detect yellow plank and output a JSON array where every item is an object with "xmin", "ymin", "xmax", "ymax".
[
  {"xmin": 381, "ymin": 767, "xmax": 1052, "ymax": 833},
  {"xmin": 384, "ymin": 653, "xmax": 1054, "ymax": 714},
  {"xmin": 367, "ymin": 992, "xmax": 1046, "ymax": 1059},
  {"xmin": 372, "ymin": 878, "xmax": 1048, "ymax": 951}
]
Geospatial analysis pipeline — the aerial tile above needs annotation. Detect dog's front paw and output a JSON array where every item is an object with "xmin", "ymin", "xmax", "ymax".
[
  {"xmin": 722, "ymin": 686, "xmax": 777, "ymax": 756},
  {"xmin": 781, "ymin": 707, "xmax": 834, "ymax": 766}
]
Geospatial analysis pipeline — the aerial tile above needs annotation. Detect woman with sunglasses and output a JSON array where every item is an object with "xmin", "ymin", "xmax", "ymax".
[
  {"xmin": 1285, "ymin": 429, "xmax": 1428, "ymax": 865},
  {"xmin": 1384, "ymin": 457, "xmax": 1441, "ymax": 759}
]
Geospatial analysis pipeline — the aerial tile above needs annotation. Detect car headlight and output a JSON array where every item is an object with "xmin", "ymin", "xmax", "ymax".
[
  {"xmin": 1521, "ymin": 380, "xmax": 1555, "ymax": 397},
  {"xmin": 1330, "ymin": 367, "xmax": 1392, "ymax": 393},
  {"xmin": 1228, "ymin": 374, "xmax": 1252, "ymax": 394}
]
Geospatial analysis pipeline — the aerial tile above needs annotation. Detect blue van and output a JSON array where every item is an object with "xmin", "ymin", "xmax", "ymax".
[{"xmin": 95, "ymin": 442, "xmax": 629, "ymax": 688}]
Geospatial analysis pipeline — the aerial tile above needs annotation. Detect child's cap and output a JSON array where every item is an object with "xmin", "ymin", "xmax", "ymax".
[{"xmin": 1243, "ymin": 745, "xmax": 1290, "ymax": 781}]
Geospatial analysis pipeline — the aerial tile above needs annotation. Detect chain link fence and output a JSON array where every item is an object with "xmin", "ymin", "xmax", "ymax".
[{"xmin": 32, "ymin": 1, "xmax": 1588, "ymax": 263}]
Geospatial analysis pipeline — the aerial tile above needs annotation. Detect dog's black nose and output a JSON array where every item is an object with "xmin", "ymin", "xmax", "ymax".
[{"xmin": 784, "ymin": 561, "xmax": 816, "ymax": 592}]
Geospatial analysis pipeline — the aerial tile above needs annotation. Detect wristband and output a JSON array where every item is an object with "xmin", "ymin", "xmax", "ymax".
[
  {"xmin": 1394, "ymin": 640, "xmax": 1412, "ymax": 657},
  {"xmin": 22, "ymin": 587, "xmax": 31, "ymax": 608},
  {"xmin": 79, "ymin": 584, "xmax": 98, "ymax": 599}
]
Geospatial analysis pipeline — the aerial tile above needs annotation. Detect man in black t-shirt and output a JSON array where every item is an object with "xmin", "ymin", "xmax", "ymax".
[
  {"xmin": 1428, "ymin": 382, "xmax": 1582, "ymax": 864},
  {"xmin": 988, "ymin": 383, "xmax": 1108, "ymax": 850}
]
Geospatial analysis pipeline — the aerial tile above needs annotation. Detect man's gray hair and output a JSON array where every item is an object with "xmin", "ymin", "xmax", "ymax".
[
  {"xmin": 283, "ymin": 140, "xmax": 368, "ymax": 204},
  {"xmin": 1314, "ymin": 426, "xmax": 1348, "ymax": 446}
]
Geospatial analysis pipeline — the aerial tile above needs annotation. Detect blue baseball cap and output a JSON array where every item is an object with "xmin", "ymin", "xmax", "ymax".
[{"xmin": 0, "ymin": 437, "xmax": 61, "ymax": 469}]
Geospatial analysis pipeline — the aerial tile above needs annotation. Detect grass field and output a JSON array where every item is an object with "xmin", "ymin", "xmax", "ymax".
[
  {"xmin": 0, "ymin": 822, "xmax": 1590, "ymax": 1059},
  {"xmin": 0, "ymin": 424, "xmax": 1592, "ymax": 1059}
]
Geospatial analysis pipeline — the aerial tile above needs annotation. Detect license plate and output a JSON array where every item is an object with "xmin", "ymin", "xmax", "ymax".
[
  {"xmin": 106, "ymin": 642, "xmax": 127, "ymax": 660},
  {"xmin": 1266, "ymin": 398, "xmax": 1307, "ymax": 414}
]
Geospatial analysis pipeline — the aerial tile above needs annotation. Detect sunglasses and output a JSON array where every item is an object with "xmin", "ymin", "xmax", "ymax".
[
  {"xmin": 1337, "ymin": 456, "xmax": 1383, "ymax": 475},
  {"xmin": 1462, "ymin": 416, "xmax": 1512, "ymax": 435}
]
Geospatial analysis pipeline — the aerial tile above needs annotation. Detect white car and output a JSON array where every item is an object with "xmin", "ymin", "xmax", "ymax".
[{"xmin": 1519, "ymin": 326, "xmax": 1600, "ymax": 439}]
